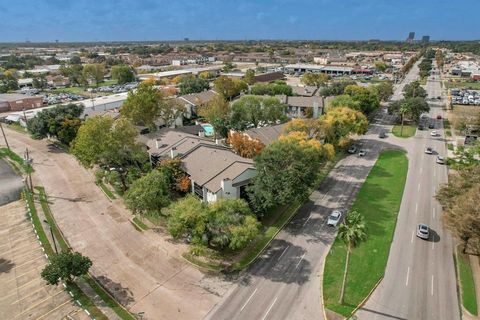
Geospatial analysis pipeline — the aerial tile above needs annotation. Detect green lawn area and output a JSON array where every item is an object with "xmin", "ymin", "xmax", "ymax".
[
  {"xmin": 97, "ymin": 181, "xmax": 116, "ymax": 200},
  {"xmin": 0, "ymin": 147, "xmax": 33, "ymax": 173},
  {"xmin": 323, "ymin": 150, "xmax": 408, "ymax": 316},
  {"xmin": 132, "ymin": 217, "xmax": 149, "ymax": 231},
  {"xmin": 447, "ymin": 81, "xmax": 480, "ymax": 90},
  {"xmin": 50, "ymin": 79, "xmax": 119, "ymax": 96},
  {"xmin": 392, "ymin": 125, "xmax": 416, "ymax": 138},
  {"xmin": 457, "ymin": 248, "xmax": 478, "ymax": 316}
]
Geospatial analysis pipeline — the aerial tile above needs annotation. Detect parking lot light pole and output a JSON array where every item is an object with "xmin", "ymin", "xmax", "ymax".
[{"xmin": 43, "ymin": 219, "xmax": 58, "ymax": 254}]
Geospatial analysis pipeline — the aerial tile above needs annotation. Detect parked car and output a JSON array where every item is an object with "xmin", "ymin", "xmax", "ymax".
[
  {"xmin": 417, "ymin": 224, "xmax": 430, "ymax": 240},
  {"xmin": 430, "ymin": 130, "xmax": 438, "ymax": 136},
  {"xmin": 327, "ymin": 210, "xmax": 342, "ymax": 227},
  {"xmin": 437, "ymin": 115, "xmax": 442, "ymax": 119},
  {"xmin": 347, "ymin": 146, "xmax": 357, "ymax": 154},
  {"xmin": 379, "ymin": 131, "xmax": 387, "ymax": 138},
  {"xmin": 418, "ymin": 124, "xmax": 425, "ymax": 130},
  {"xmin": 428, "ymin": 123, "xmax": 435, "ymax": 129},
  {"xmin": 436, "ymin": 156, "xmax": 445, "ymax": 164},
  {"xmin": 425, "ymin": 147, "xmax": 433, "ymax": 154},
  {"xmin": 358, "ymin": 149, "xmax": 367, "ymax": 157}
]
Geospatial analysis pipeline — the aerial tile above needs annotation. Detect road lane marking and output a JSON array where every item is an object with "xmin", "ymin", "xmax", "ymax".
[
  {"xmin": 417, "ymin": 183, "xmax": 421, "ymax": 191},
  {"xmin": 432, "ymin": 240, "xmax": 435, "ymax": 250},
  {"xmin": 434, "ymin": 168, "xmax": 436, "ymax": 177},
  {"xmin": 415, "ymin": 203, "xmax": 418, "ymax": 215},
  {"xmin": 405, "ymin": 267, "xmax": 410, "ymax": 287},
  {"xmin": 420, "ymin": 166, "xmax": 423, "ymax": 174},
  {"xmin": 262, "ymin": 297, "xmax": 278, "ymax": 320},
  {"xmin": 240, "ymin": 288, "xmax": 258, "ymax": 311},
  {"xmin": 302, "ymin": 215, "xmax": 311, "ymax": 227},
  {"xmin": 411, "ymin": 231, "xmax": 414, "ymax": 243},
  {"xmin": 295, "ymin": 253, "xmax": 306, "ymax": 270},
  {"xmin": 433, "ymin": 207, "xmax": 436, "ymax": 219},
  {"xmin": 278, "ymin": 246, "xmax": 289, "ymax": 261},
  {"xmin": 431, "ymin": 275, "xmax": 434, "ymax": 296}
]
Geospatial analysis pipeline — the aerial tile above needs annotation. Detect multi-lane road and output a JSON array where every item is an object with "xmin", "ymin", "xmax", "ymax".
[{"xmin": 357, "ymin": 62, "xmax": 460, "ymax": 320}]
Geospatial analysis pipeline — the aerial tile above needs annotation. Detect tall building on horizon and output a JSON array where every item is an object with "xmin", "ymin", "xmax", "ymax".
[
  {"xmin": 422, "ymin": 35, "xmax": 430, "ymax": 43},
  {"xmin": 406, "ymin": 32, "xmax": 415, "ymax": 43}
]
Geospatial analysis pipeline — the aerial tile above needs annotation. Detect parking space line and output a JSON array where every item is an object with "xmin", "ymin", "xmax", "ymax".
[
  {"xmin": 35, "ymin": 299, "xmax": 73, "ymax": 320},
  {"xmin": 411, "ymin": 231, "xmax": 414, "ymax": 243},
  {"xmin": 432, "ymin": 240, "xmax": 435, "ymax": 250},
  {"xmin": 431, "ymin": 275, "xmax": 434, "ymax": 296},
  {"xmin": 240, "ymin": 288, "xmax": 258, "ymax": 311},
  {"xmin": 415, "ymin": 203, "xmax": 418, "ymax": 215},
  {"xmin": 417, "ymin": 183, "xmax": 420, "ymax": 191},
  {"xmin": 405, "ymin": 267, "xmax": 410, "ymax": 287},
  {"xmin": 14, "ymin": 290, "xmax": 65, "ymax": 317},
  {"xmin": 278, "ymin": 246, "xmax": 289, "ymax": 261},
  {"xmin": 295, "ymin": 253, "xmax": 305, "ymax": 270},
  {"xmin": 262, "ymin": 297, "xmax": 278, "ymax": 320},
  {"xmin": 302, "ymin": 215, "xmax": 311, "ymax": 227}
]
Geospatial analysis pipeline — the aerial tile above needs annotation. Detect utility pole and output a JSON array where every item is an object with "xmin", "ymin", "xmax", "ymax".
[
  {"xmin": 44, "ymin": 219, "xmax": 58, "ymax": 254},
  {"xmin": 0, "ymin": 122, "xmax": 10, "ymax": 151},
  {"xmin": 24, "ymin": 148, "xmax": 33, "ymax": 191}
]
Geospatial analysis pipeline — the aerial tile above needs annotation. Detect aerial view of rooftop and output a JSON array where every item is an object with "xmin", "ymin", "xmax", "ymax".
[{"xmin": 0, "ymin": 1, "xmax": 479, "ymax": 319}]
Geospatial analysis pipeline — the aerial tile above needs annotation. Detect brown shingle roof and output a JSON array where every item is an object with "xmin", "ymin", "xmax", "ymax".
[{"xmin": 243, "ymin": 123, "xmax": 286, "ymax": 145}]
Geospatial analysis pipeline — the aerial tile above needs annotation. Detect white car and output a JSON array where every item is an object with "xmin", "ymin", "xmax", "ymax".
[
  {"xmin": 436, "ymin": 156, "xmax": 445, "ymax": 164},
  {"xmin": 327, "ymin": 210, "xmax": 342, "ymax": 227},
  {"xmin": 417, "ymin": 224, "xmax": 430, "ymax": 240},
  {"xmin": 425, "ymin": 147, "xmax": 433, "ymax": 154},
  {"xmin": 430, "ymin": 130, "xmax": 438, "ymax": 136},
  {"xmin": 358, "ymin": 149, "xmax": 367, "ymax": 157}
]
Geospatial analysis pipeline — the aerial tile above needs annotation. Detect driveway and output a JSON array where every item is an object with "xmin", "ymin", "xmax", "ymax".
[{"xmin": 0, "ymin": 129, "xmax": 229, "ymax": 320}]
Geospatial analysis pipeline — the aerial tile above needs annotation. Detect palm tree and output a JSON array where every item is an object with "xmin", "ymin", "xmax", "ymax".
[
  {"xmin": 338, "ymin": 210, "xmax": 367, "ymax": 304},
  {"xmin": 399, "ymin": 103, "xmax": 409, "ymax": 137}
]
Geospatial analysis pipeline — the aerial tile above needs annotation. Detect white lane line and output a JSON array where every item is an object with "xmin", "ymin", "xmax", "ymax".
[
  {"xmin": 432, "ymin": 241, "xmax": 435, "ymax": 250},
  {"xmin": 302, "ymin": 215, "xmax": 311, "ymax": 227},
  {"xmin": 420, "ymin": 166, "xmax": 423, "ymax": 174},
  {"xmin": 411, "ymin": 231, "xmax": 414, "ymax": 243},
  {"xmin": 415, "ymin": 203, "xmax": 418, "ymax": 215},
  {"xmin": 433, "ymin": 207, "xmax": 436, "ymax": 219},
  {"xmin": 278, "ymin": 246, "xmax": 289, "ymax": 261},
  {"xmin": 240, "ymin": 288, "xmax": 258, "ymax": 311},
  {"xmin": 262, "ymin": 297, "xmax": 278, "ymax": 320},
  {"xmin": 434, "ymin": 168, "xmax": 436, "ymax": 177},
  {"xmin": 417, "ymin": 183, "xmax": 421, "ymax": 191},
  {"xmin": 405, "ymin": 267, "xmax": 410, "ymax": 287},
  {"xmin": 295, "ymin": 253, "xmax": 306, "ymax": 270},
  {"xmin": 431, "ymin": 275, "xmax": 434, "ymax": 296}
]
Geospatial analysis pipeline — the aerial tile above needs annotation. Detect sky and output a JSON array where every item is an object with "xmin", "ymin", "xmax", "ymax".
[{"xmin": 0, "ymin": 0, "xmax": 478, "ymax": 42}]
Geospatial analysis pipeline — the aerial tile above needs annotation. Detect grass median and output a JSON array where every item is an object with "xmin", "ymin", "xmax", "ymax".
[
  {"xmin": 392, "ymin": 125, "xmax": 416, "ymax": 138},
  {"xmin": 456, "ymin": 248, "xmax": 478, "ymax": 316},
  {"xmin": 323, "ymin": 150, "xmax": 408, "ymax": 316}
]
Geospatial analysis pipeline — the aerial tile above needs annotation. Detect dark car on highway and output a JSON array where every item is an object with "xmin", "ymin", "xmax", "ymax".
[{"xmin": 379, "ymin": 131, "xmax": 387, "ymax": 138}]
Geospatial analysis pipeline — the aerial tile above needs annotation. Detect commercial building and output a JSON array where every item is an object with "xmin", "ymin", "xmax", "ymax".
[{"xmin": 0, "ymin": 93, "xmax": 43, "ymax": 112}]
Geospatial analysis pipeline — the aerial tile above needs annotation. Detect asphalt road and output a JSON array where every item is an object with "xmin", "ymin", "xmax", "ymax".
[
  {"xmin": 0, "ymin": 158, "xmax": 23, "ymax": 206},
  {"xmin": 357, "ymin": 62, "xmax": 460, "ymax": 320}
]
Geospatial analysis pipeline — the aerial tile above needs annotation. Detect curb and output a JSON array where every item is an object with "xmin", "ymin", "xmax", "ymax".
[{"xmin": 349, "ymin": 276, "xmax": 384, "ymax": 317}]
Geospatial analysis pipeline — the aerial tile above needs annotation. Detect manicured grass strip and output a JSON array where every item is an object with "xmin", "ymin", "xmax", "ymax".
[
  {"xmin": 232, "ymin": 200, "xmax": 301, "ymax": 271},
  {"xmin": 443, "ymin": 119, "xmax": 451, "ymax": 129},
  {"xmin": 392, "ymin": 125, "xmax": 416, "ymax": 138},
  {"xmin": 6, "ymin": 123, "xmax": 27, "ymax": 134},
  {"xmin": 66, "ymin": 282, "xmax": 109, "ymax": 320},
  {"xmin": 457, "ymin": 249, "xmax": 478, "ymax": 316},
  {"xmin": 97, "ymin": 181, "xmax": 116, "ymax": 200},
  {"xmin": 323, "ymin": 150, "xmax": 408, "ymax": 316},
  {"xmin": 24, "ymin": 189, "xmax": 55, "ymax": 257},
  {"xmin": 132, "ymin": 217, "xmax": 149, "ymax": 230},
  {"xmin": 35, "ymin": 186, "xmax": 70, "ymax": 251},
  {"xmin": 84, "ymin": 276, "xmax": 137, "ymax": 320},
  {"xmin": 0, "ymin": 147, "xmax": 33, "ymax": 173},
  {"xmin": 183, "ymin": 252, "xmax": 224, "ymax": 272}
]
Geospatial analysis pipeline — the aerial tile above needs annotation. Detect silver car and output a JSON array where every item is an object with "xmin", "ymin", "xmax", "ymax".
[
  {"xmin": 417, "ymin": 224, "xmax": 430, "ymax": 240},
  {"xmin": 327, "ymin": 210, "xmax": 342, "ymax": 227},
  {"xmin": 436, "ymin": 156, "xmax": 445, "ymax": 164}
]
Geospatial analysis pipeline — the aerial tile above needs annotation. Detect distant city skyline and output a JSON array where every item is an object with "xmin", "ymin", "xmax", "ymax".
[{"xmin": 0, "ymin": 0, "xmax": 478, "ymax": 42}]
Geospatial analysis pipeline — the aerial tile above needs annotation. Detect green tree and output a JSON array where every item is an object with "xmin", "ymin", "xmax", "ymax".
[
  {"xmin": 301, "ymin": 72, "xmax": 330, "ymax": 88},
  {"xmin": 69, "ymin": 55, "xmax": 82, "ymax": 65},
  {"xmin": 328, "ymin": 95, "xmax": 361, "ymax": 110},
  {"xmin": 403, "ymin": 80, "xmax": 427, "ymax": 99},
  {"xmin": 32, "ymin": 75, "xmax": 47, "ymax": 89},
  {"xmin": 374, "ymin": 61, "xmax": 388, "ymax": 72},
  {"xmin": 167, "ymin": 194, "xmax": 207, "ymax": 239},
  {"xmin": 244, "ymin": 69, "xmax": 255, "ymax": 85},
  {"xmin": 124, "ymin": 169, "xmax": 171, "ymax": 215},
  {"xmin": 230, "ymin": 95, "xmax": 287, "ymax": 131},
  {"xmin": 374, "ymin": 81, "xmax": 394, "ymax": 102},
  {"xmin": 178, "ymin": 75, "xmax": 210, "ymax": 95},
  {"xmin": 197, "ymin": 94, "xmax": 230, "ymax": 138},
  {"xmin": 320, "ymin": 80, "xmax": 356, "ymax": 96},
  {"xmin": 60, "ymin": 64, "xmax": 84, "ymax": 86},
  {"xmin": 111, "ymin": 65, "xmax": 135, "ymax": 84},
  {"xmin": 213, "ymin": 76, "xmax": 247, "ymax": 100},
  {"xmin": 344, "ymin": 85, "xmax": 380, "ymax": 114},
  {"xmin": 0, "ymin": 73, "xmax": 18, "ymax": 93},
  {"xmin": 82, "ymin": 63, "xmax": 105, "ymax": 87},
  {"xmin": 41, "ymin": 252, "xmax": 92, "ymax": 285},
  {"xmin": 57, "ymin": 117, "xmax": 82, "ymax": 146},
  {"xmin": 338, "ymin": 211, "xmax": 367, "ymax": 304},
  {"xmin": 248, "ymin": 138, "xmax": 330, "ymax": 214},
  {"xmin": 389, "ymin": 97, "xmax": 430, "ymax": 124},
  {"xmin": 321, "ymin": 107, "xmax": 369, "ymax": 146},
  {"xmin": 250, "ymin": 82, "xmax": 293, "ymax": 96}
]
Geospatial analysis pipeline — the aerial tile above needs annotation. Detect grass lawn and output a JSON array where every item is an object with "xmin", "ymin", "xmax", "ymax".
[
  {"xmin": 323, "ymin": 150, "xmax": 408, "ymax": 316},
  {"xmin": 0, "ymin": 147, "xmax": 33, "ymax": 173},
  {"xmin": 97, "ymin": 181, "xmax": 116, "ymax": 200},
  {"xmin": 457, "ymin": 248, "xmax": 478, "ymax": 316},
  {"xmin": 392, "ymin": 125, "xmax": 416, "ymax": 138},
  {"xmin": 132, "ymin": 217, "xmax": 149, "ymax": 231},
  {"xmin": 447, "ymin": 81, "xmax": 480, "ymax": 90}
]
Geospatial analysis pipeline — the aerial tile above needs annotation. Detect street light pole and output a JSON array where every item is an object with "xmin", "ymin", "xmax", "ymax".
[
  {"xmin": 0, "ymin": 121, "xmax": 10, "ymax": 151},
  {"xmin": 44, "ymin": 219, "xmax": 58, "ymax": 254}
]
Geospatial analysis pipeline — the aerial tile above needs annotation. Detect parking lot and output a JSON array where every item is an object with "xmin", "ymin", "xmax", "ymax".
[{"xmin": 0, "ymin": 201, "xmax": 88, "ymax": 320}]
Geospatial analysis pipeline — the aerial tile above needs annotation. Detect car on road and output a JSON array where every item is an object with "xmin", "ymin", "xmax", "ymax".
[
  {"xmin": 418, "ymin": 124, "xmax": 425, "ymax": 130},
  {"xmin": 430, "ymin": 130, "xmax": 438, "ymax": 136},
  {"xmin": 437, "ymin": 115, "xmax": 442, "ymax": 119},
  {"xmin": 379, "ymin": 131, "xmax": 387, "ymax": 138},
  {"xmin": 436, "ymin": 156, "xmax": 445, "ymax": 164},
  {"xmin": 417, "ymin": 224, "xmax": 430, "ymax": 240},
  {"xmin": 358, "ymin": 149, "xmax": 367, "ymax": 157},
  {"xmin": 428, "ymin": 122, "xmax": 435, "ymax": 129},
  {"xmin": 347, "ymin": 146, "xmax": 357, "ymax": 154},
  {"xmin": 327, "ymin": 210, "xmax": 342, "ymax": 227},
  {"xmin": 425, "ymin": 147, "xmax": 433, "ymax": 154}
]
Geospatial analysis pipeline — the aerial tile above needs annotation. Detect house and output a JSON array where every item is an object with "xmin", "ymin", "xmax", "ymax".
[
  {"xmin": 142, "ymin": 129, "xmax": 256, "ymax": 203},
  {"xmin": 241, "ymin": 123, "xmax": 287, "ymax": 145},
  {"xmin": 177, "ymin": 90, "xmax": 218, "ymax": 119},
  {"xmin": 291, "ymin": 85, "xmax": 318, "ymax": 97},
  {"xmin": 276, "ymin": 95, "xmax": 326, "ymax": 118},
  {"xmin": 0, "ymin": 93, "xmax": 43, "ymax": 112}
]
